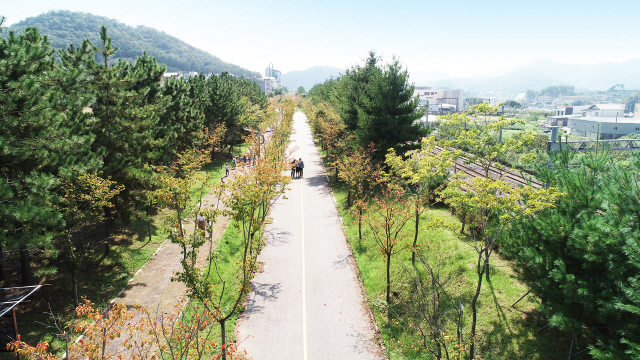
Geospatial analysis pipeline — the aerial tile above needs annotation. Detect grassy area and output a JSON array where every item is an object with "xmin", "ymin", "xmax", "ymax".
[
  {"xmin": 319, "ymin": 164, "xmax": 574, "ymax": 359},
  {"xmin": 2, "ymin": 145, "xmax": 248, "ymax": 357},
  {"xmin": 330, "ymin": 184, "xmax": 574, "ymax": 359}
]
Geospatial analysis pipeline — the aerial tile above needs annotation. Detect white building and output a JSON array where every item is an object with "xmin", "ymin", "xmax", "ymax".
[
  {"xmin": 413, "ymin": 87, "xmax": 464, "ymax": 112},
  {"xmin": 566, "ymin": 104, "xmax": 638, "ymax": 139}
]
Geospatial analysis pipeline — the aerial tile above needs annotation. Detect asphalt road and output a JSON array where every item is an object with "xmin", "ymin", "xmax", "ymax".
[{"xmin": 236, "ymin": 111, "xmax": 384, "ymax": 360}]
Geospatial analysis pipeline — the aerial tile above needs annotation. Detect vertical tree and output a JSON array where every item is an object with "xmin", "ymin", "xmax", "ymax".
[
  {"xmin": 355, "ymin": 56, "xmax": 426, "ymax": 161},
  {"xmin": 442, "ymin": 175, "xmax": 561, "ymax": 359},
  {"xmin": 385, "ymin": 136, "xmax": 453, "ymax": 265},
  {"xmin": 0, "ymin": 27, "xmax": 98, "ymax": 285},
  {"xmin": 359, "ymin": 184, "xmax": 413, "ymax": 318}
]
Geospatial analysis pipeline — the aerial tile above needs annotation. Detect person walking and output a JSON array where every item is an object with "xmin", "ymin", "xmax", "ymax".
[
  {"xmin": 232, "ymin": 156, "xmax": 236, "ymax": 170},
  {"xmin": 197, "ymin": 213, "xmax": 207, "ymax": 236},
  {"xmin": 298, "ymin": 158, "xmax": 304, "ymax": 178},
  {"xmin": 225, "ymin": 163, "xmax": 229, "ymax": 177}
]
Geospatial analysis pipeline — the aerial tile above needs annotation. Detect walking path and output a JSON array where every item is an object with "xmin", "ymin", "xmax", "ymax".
[
  {"xmin": 105, "ymin": 175, "xmax": 231, "ymax": 355},
  {"xmin": 236, "ymin": 111, "xmax": 385, "ymax": 359}
]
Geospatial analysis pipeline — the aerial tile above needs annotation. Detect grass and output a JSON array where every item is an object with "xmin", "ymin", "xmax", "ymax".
[
  {"xmin": 316, "ymin": 148, "xmax": 576, "ymax": 359},
  {"xmin": 1, "ymin": 144, "xmax": 249, "ymax": 357}
]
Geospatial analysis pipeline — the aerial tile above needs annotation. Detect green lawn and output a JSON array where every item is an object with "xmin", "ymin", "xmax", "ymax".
[{"xmin": 324, "ymin": 178, "xmax": 574, "ymax": 359}]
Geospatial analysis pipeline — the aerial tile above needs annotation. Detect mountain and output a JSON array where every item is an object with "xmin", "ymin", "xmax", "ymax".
[
  {"xmin": 281, "ymin": 66, "xmax": 344, "ymax": 91},
  {"xmin": 435, "ymin": 68, "xmax": 560, "ymax": 95},
  {"xmin": 517, "ymin": 58, "xmax": 640, "ymax": 90},
  {"xmin": 409, "ymin": 71, "xmax": 454, "ymax": 86},
  {"xmin": 432, "ymin": 59, "xmax": 640, "ymax": 96},
  {"xmin": 4, "ymin": 10, "xmax": 260, "ymax": 77}
]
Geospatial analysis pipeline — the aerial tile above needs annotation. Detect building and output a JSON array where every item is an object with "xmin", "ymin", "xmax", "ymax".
[
  {"xmin": 253, "ymin": 76, "xmax": 279, "ymax": 94},
  {"xmin": 413, "ymin": 87, "xmax": 464, "ymax": 113},
  {"xmin": 264, "ymin": 63, "xmax": 282, "ymax": 88},
  {"xmin": 546, "ymin": 106, "xmax": 589, "ymax": 126},
  {"xmin": 566, "ymin": 104, "xmax": 638, "ymax": 139}
]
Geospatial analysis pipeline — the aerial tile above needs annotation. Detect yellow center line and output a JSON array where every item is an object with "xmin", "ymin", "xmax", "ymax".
[{"xmin": 301, "ymin": 135, "xmax": 308, "ymax": 360}]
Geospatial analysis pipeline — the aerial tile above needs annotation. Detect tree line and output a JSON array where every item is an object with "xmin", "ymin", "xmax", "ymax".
[
  {"xmin": 305, "ymin": 63, "xmax": 639, "ymax": 359},
  {"xmin": 0, "ymin": 23, "xmax": 267, "ymax": 300}
]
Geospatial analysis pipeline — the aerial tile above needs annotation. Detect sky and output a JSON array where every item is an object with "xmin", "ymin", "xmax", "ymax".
[{"xmin": 4, "ymin": 0, "xmax": 640, "ymax": 78}]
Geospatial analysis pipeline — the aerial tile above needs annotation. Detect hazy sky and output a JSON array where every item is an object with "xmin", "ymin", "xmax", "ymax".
[{"xmin": 4, "ymin": 0, "xmax": 640, "ymax": 77}]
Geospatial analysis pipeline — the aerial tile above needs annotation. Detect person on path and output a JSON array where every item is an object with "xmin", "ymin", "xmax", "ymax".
[
  {"xmin": 253, "ymin": 154, "xmax": 257, "ymax": 166},
  {"xmin": 291, "ymin": 159, "xmax": 297, "ymax": 178},
  {"xmin": 232, "ymin": 156, "xmax": 236, "ymax": 170},
  {"xmin": 298, "ymin": 158, "xmax": 304, "ymax": 178},
  {"xmin": 197, "ymin": 213, "xmax": 207, "ymax": 236},
  {"xmin": 225, "ymin": 163, "xmax": 229, "ymax": 177}
]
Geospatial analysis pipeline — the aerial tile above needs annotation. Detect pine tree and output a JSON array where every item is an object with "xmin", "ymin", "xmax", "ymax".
[
  {"xmin": 0, "ymin": 27, "xmax": 98, "ymax": 285},
  {"xmin": 356, "ymin": 57, "xmax": 426, "ymax": 161}
]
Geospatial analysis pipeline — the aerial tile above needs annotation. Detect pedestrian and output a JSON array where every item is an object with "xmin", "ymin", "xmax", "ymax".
[
  {"xmin": 197, "ymin": 213, "xmax": 206, "ymax": 236},
  {"xmin": 221, "ymin": 177, "xmax": 226, "ymax": 184},
  {"xmin": 253, "ymin": 154, "xmax": 257, "ymax": 166},
  {"xmin": 298, "ymin": 158, "xmax": 304, "ymax": 178},
  {"xmin": 232, "ymin": 156, "xmax": 236, "ymax": 170},
  {"xmin": 291, "ymin": 159, "xmax": 297, "ymax": 178},
  {"xmin": 225, "ymin": 163, "xmax": 229, "ymax": 177}
]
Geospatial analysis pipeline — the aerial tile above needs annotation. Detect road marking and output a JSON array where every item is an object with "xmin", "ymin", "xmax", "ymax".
[{"xmin": 301, "ymin": 135, "xmax": 308, "ymax": 360}]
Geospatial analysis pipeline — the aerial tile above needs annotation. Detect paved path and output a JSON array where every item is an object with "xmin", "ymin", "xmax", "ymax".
[
  {"xmin": 105, "ymin": 177, "xmax": 231, "ymax": 355},
  {"xmin": 236, "ymin": 111, "xmax": 385, "ymax": 360}
]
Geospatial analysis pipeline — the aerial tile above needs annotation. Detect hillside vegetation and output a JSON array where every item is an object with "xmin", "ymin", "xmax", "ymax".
[{"xmin": 5, "ymin": 10, "xmax": 260, "ymax": 77}]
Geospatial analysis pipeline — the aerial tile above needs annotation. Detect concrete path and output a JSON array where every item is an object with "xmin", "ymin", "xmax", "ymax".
[{"xmin": 236, "ymin": 111, "xmax": 385, "ymax": 360}]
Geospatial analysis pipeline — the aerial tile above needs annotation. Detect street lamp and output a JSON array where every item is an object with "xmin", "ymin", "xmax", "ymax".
[{"xmin": 244, "ymin": 128, "xmax": 274, "ymax": 158}]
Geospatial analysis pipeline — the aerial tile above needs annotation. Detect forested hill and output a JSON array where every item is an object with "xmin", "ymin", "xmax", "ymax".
[{"xmin": 5, "ymin": 10, "xmax": 260, "ymax": 77}]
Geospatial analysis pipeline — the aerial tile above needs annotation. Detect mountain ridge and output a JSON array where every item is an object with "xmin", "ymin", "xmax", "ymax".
[{"xmin": 4, "ymin": 10, "xmax": 260, "ymax": 77}]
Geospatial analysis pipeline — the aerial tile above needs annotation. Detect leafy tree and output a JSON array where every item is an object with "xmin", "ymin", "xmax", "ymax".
[
  {"xmin": 385, "ymin": 137, "xmax": 453, "ymax": 265},
  {"xmin": 308, "ymin": 77, "xmax": 338, "ymax": 103},
  {"xmin": 503, "ymin": 100, "xmax": 521, "ymax": 114},
  {"xmin": 624, "ymin": 92, "xmax": 640, "ymax": 112},
  {"xmin": 57, "ymin": 174, "xmax": 123, "ymax": 306},
  {"xmin": 359, "ymin": 184, "xmax": 413, "ymax": 316},
  {"xmin": 297, "ymin": 86, "xmax": 305, "ymax": 95},
  {"xmin": 439, "ymin": 103, "xmax": 537, "ymax": 180},
  {"xmin": 441, "ymin": 175, "xmax": 562, "ymax": 360},
  {"xmin": 539, "ymin": 85, "xmax": 575, "ymax": 97},
  {"xmin": 355, "ymin": 56, "xmax": 426, "ymax": 161},
  {"xmin": 525, "ymin": 89, "xmax": 537, "ymax": 103}
]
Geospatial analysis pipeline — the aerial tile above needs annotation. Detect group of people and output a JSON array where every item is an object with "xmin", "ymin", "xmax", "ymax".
[
  {"xmin": 290, "ymin": 158, "xmax": 305, "ymax": 178},
  {"xmin": 230, "ymin": 154, "xmax": 257, "ymax": 173}
]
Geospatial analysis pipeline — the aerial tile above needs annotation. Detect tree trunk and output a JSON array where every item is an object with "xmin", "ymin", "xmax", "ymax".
[
  {"xmin": 485, "ymin": 247, "xmax": 491, "ymax": 282},
  {"xmin": 0, "ymin": 244, "xmax": 5, "ymax": 282},
  {"xmin": 20, "ymin": 247, "xmax": 32, "ymax": 286},
  {"xmin": 347, "ymin": 187, "xmax": 351, "ymax": 207},
  {"xmin": 220, "ymin": 319, "xmax": 227, "ymax": 360},
  {"xmin": 147, "ymin": 209, "xmax": 153, "ymax": 244},
  {"xmin": 104, "ymin": 206, "xmax": 112, "ymax": 257},
  {"xmin": 412, "ymin": 203, "xmax": 420, "ymax": 267},
  {"xmin": 358, "ymin": 208, "xmax": 363, "ymax": 248},
  {"xmin": 176, "ymin": 206, "xmax": 185, "ymax": 261},
  {"xmin": 470, "ymin": 252, "xmax": 485, "ymax": 360},
  {"xmin": 386, "ymin": 252, "xmax": 392, "ymax": 322},
  {"xmin": 72, "ymin": 271, "xmax": 79, "ymax": 307}
]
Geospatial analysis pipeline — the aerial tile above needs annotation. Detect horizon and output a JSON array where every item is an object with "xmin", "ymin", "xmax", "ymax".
[{"xmin": 4, "ymin": 1, "xmax": 640, "ymax": 79}]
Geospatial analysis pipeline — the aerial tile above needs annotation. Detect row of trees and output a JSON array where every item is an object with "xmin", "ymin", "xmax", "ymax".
[
  {"xmin": 10, "ymin": 97, "xmax": 296, "ymax": 360},
  {"xmin": 1, "ymin": 23, "xmax": 267, "ymax": 303},
  {"xmin": 304, "ymin": 75, "xmax": 638, "ymax": 359}
]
